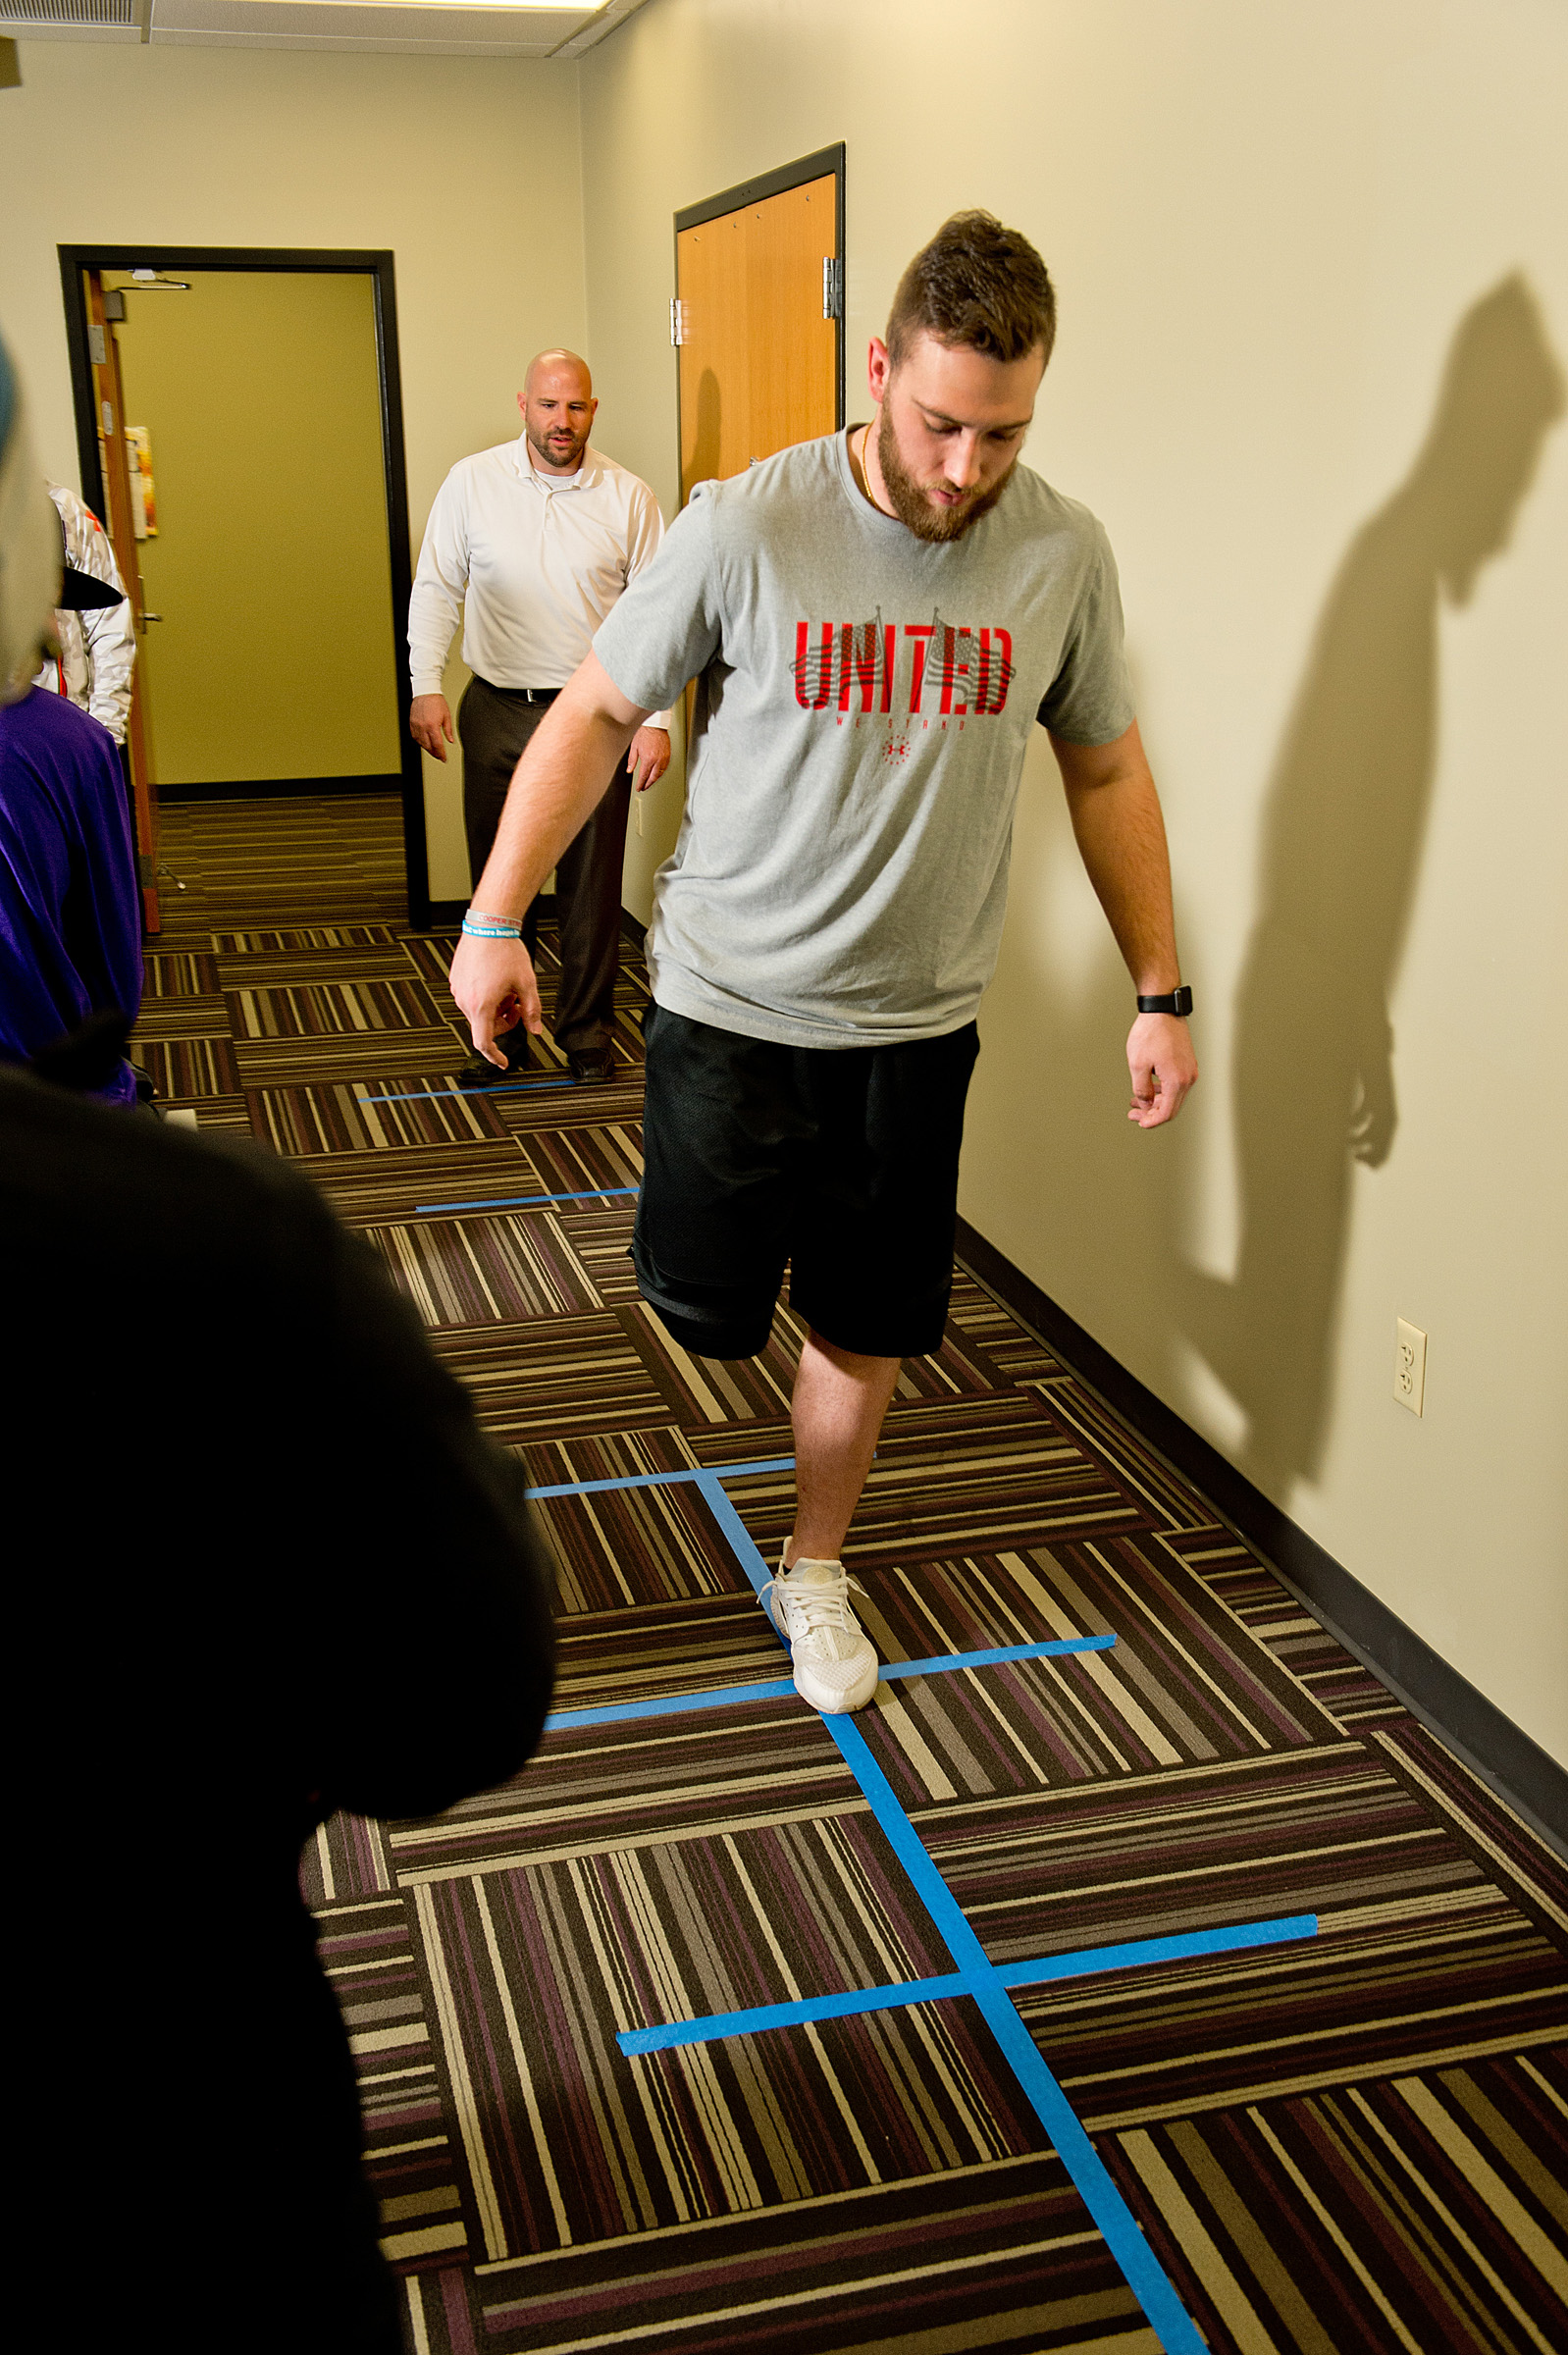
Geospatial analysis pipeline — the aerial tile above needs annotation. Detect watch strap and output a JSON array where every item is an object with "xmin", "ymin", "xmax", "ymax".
[{"xmin": 1137, "ymin": 985, "xmax": 1193, "ymax": 1017}]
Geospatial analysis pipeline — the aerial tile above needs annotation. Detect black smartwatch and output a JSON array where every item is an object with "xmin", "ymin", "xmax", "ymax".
[{"xmin": 1137, "ymin": 985, "xmax": 1193, "ymax": 1017}]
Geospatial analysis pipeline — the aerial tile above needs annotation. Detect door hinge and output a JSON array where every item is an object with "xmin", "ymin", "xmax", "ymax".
[
  {"xmin": 669, "ymin": 296, "xmax": 690, "ymax": 347},
  {"xmin": 87, "ymin": 324, "xmax": 107, "ymax": 368},
  {"xmin": 822, "ymin": 256, "xmax": 844, "ymax": 322},
  {"xmin": 101, "ymin": 399, "xmax": 115, "ymax": 435},
  {"xmin": 138, "ymin": 853, "xmax": 156, "ymax": 885}
]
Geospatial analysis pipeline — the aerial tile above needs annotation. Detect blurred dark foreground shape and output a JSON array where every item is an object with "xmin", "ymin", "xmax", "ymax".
[
  {"xmin": 1182, "ymin": 276, "xmax": 1564, "ymax": 1491},
  {"xmin": 4, "ymin": 1069, "xmax": 555, "ymax": 2351}
]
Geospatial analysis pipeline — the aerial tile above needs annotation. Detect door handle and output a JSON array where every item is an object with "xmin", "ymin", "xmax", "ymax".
[{"xmin": 141, "ymin": 611, "xmax": 165, "ymax": 622}]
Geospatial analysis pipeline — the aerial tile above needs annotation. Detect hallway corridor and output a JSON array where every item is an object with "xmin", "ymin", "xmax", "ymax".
[{"xmin": 134, "ymin": 793, "xmax": 1568, "ymax": 2355}]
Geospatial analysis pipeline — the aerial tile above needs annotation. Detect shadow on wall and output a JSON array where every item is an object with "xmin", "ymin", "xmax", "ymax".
[
  {"xmin": 1181, "ymin": 275, "xmax": 1563, "ymax": 1493},
  {"xmin": 685, "ymin": 365, "xmax": 722, "ymax": 497}
]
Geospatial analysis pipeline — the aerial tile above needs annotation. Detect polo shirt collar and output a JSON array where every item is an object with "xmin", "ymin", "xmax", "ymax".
[{"xmin": 516, "ymin": 434, "xmax": 601, "ymax": 494}]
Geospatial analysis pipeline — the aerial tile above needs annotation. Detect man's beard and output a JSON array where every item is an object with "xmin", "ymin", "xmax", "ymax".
[
  {"xmin": 876, "ymin": 408, "xmax": 1015, "ymax": 543},
  {"xmin": 527, "ymin": 422, "xmax": 589, "ymax": 473}
]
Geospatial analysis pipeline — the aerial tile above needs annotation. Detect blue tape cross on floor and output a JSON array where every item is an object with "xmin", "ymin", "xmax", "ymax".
[{"xmin": 538, "ymin": 1454, "xmax": 1320, "ymax": 2354}]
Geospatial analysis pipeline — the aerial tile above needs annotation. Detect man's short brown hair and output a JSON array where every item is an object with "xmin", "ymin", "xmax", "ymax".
[{"xmin": 886, "ymin": 210, "xmax": 1056, "ymax": 371}]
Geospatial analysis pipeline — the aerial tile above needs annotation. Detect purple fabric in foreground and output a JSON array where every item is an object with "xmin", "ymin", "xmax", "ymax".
[{"xmin": 0, "ymin": 685, "xmax": 142, "ymax": 1106}]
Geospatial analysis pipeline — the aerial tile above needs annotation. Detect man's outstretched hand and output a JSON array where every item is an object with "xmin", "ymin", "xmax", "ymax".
[
  {"xmin": 449, "ymin": 933, "xmax": 544, "ymax": 1067},
  {"xmin": 1126, "ymin": 1012, "xmax": 1197, "ymax": 1128}
]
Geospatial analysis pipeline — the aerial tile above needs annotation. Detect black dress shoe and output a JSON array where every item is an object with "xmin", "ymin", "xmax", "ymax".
[
  {"xmin": 567, "ymin": 1045, "xmax": 614, "ymax": 1084},
  {"xmin": 456, "ymin": 1023, "xmax": 533, "ymax": 1087}
]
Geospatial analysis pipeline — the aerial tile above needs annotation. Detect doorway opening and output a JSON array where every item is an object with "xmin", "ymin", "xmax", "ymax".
[{"xmin": 58, "ymin": 244, "xmax": 432, "ymax": 931}]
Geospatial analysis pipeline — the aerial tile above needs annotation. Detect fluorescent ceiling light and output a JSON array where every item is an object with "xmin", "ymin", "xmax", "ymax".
[{"xmin": 249, "ymin": 2, "xmax": 599, "ymax": 11}]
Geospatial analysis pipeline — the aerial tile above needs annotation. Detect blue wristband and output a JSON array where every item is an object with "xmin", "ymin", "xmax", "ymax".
[{"xmin": 462, "ymin": 908, "xmax": 522, "ymax": 941}]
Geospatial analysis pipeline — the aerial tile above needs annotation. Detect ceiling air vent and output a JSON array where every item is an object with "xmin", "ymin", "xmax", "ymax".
[{"xmin": 0, "ymin": 0, "xmax": 135, "ymax": 23}]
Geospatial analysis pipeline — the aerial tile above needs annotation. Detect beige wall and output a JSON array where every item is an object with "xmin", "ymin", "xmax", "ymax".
[
  {"xmin": 4, "ymin": 11, "xmax": 1562, "ymax": 1763},
  {"xmin": 0, "ymin": 38, "xmax": 586, "ymax": 884},
  {"xmin": 112, "ymin": 269, "xmax": 400, "ymax": 784},
  {"xmin": 579, "ymin": 0, "xmax": 1568, "ymax": 1762}
]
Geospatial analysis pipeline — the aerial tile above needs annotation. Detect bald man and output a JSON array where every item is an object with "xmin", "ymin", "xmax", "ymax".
[{"xmin": 409, "ymin": 351, "xmax": 671, "ymax": 1082}]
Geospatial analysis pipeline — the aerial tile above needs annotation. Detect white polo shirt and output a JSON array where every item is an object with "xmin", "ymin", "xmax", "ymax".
[{"xmin": 408, "ymin": 437, "xmax": 670, "ymax": 727}]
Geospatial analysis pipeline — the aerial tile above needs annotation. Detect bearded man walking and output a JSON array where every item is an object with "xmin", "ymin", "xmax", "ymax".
[
  {"xmin": 448, "ymin": 215, "xmax": 1197, "ymax": 1709},
  {"xmin": 409, "ymin": 349, "xmax": 671, "ymax": 1082}
]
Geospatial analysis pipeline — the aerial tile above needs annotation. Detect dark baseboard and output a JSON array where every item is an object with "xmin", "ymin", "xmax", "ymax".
[
  {"xmin": 158, "ymin": 773, "xmax": 404, "ymax": 804},
  {"xmin": 955, "ymin": 1215, "xmax": 1568, "ymax": 1858}
]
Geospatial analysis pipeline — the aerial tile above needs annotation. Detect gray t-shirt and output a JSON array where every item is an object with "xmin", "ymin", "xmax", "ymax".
[{"xmin": 593, "ymin": 428, "xmax": 1134, "ymax": 1048}]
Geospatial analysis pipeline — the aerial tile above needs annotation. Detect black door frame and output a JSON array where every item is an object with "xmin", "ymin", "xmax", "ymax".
[
  {"xmin": 673, "ymin": 142, "xmax": 848, "ymax": 493},
  {"xmin": 57, "ymin": 242, "xmax": 434, "ymax": 927}
]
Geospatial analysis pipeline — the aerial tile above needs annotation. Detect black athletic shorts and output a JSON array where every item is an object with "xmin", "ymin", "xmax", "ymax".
[{"xmin": 632, "ymin": 1003, "xmax": 980, "ymax": 1361}]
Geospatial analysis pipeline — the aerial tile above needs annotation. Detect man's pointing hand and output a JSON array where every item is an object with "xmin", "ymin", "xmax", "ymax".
[{"xmin": 449, "ymin": 934, "xmax": 544, "ymax": 1067}]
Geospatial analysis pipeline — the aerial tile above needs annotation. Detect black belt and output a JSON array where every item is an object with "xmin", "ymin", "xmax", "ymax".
[{"xmin": 474, "ymin": 677, "xmax": 559, "ymax": 705}]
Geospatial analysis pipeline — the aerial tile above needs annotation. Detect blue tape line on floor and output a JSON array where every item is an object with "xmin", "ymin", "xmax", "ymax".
[
  {"xmin": 530, "ymin": 1457, "xmax": 795, "ymax": 1501},
  {"xmin": 360, "ymin": 1079, "xmax": 579, "ymax": 1104},
  {"xmin": 880, "ymin": 1636, "xmax": 1115, "ymax": 1677},
  {"xmin": 621, "ymin": 1974, "xmax": 968, "ymax": 2053},
  {"xmin": 547, "ymin": 1639, "xmax": 1119, "ymax": 1735},
  {"xmin": 997, "ymin": 1913, "xmax": 1319, "ymax": 1990},
  {"xmin": 618, "ymin": 1914, "xmax": 1319, "ymax": 2056},
  {"xmin": 414, "ymin": 1185, "xmax": 638, "ymax": 1215},
  {"xmin": 547, "ymin": 1678, "xmax": 797, "ymax": 1731},
  {"xmin": 683, "ymin": 1470, "xmax": 1215, "ymax": 2355}
]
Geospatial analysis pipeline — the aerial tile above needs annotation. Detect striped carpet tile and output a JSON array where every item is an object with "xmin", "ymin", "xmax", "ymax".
[
  {"xmin": 494, "ymin": 1072, "xmax": 650, "ymax": 1132},
  {"xmin": 389, "ymin": 1704, "xmax": 870, "ymax": 1886},
  {"xmin": 517, "ymin": 1424, "xmax": 699, "ymax": 1491},
  {"xmin": 301, "ymin": 1143, "xmax": 541, "ymax": 1229},
  {"xmin": 1103, "ymin": 2055, "xmax": 1568, "ymax": 2355},
  {"xmin": 131, "ymin": 991, "xmax": 231, "ymax": 1039},
  {"xmin": 216, "ymin": 924, "xmax": 403, "ymax": 953},
  {"xmin": 521, "ymin": 1122, "xmax": 645, "ymax": 1199},
  {"xmin": 1033, "ymin": 1382, "xmax": 1222, "ymax": 1535},
  {"xmin": 400, "ymin": 1858, "xmax": 1037, "ymax": 2261},
  {"xmin": 218, "ymin": 948, "xmax": 420, "ymax": 990},
  {"xmin": 366, "ymin": 1212, "xmax": 602, "ymax": 1326},
  {"xmin": 1160, "ymin": 1534, "xmax": 1413, "ymax": 1730},
  {"xmin": 429, "ymin": 1317, "xmax": 672, "ymax": 1443},
  {"xmin": 925, "ymin": 1742, "xmax": 1516, "ymax": 1960},
  {"xmin": 535, "ymin": 1474, "xmax": 756, "ymax": 1612},
  {"xmin": 245, "ymin": 1079, "xmax": 514, "ymax": 1157},
  {"xmin": 140, "ymin": 949, "xmax": 221, "ymax": 995},
  {"xmin": 715, "ymin": 1394, "xmax": 1156, "ymax": 1566},
  {"xmin": 1372, "ymin": 1720, "xmax": 1568, "ymax": 1928},
  {"xmin": 229, "ymin": 976, "xmax": 445, "ymax": 1040},
  {"xmin": 399, "ymin": 932, "xmax": 460, "ymax": 992},
  {"xmin": 1012, "ymin": 1887, "xmax": 1566, "ymax": 2129},
  {"xmin": 947, "ymin": 1271, "xmax": 1065, "ymax": 1382},
  {"xmin": 179, "ymin": 1095, "xmax": 252, "ymax": 1130},
  {"xmin": 235, "ymin": 1034, "xmax": 470, "ymax": 1085},
  {"xmin": 557, "ymin": 1206, "xmax": 643, "ymax": 1306},
  {"xmin": 852, "ymin": 1588, "xmax": 1342, "ymax": 1809},
  {"xmin": 131, "ymin": 1032, "xmax": 239, "ymax": 1096},
  {"xmin": 552, "ymin": 1594, "xmax": 787, "ymax": 1706},
  {"xmin": 448, "ymin": 2157, "xmax": 1156, "ymax": 2355},
  {"xmin": 303, "ymin": 1807, "xmax": 396, "ymax": 1907}
]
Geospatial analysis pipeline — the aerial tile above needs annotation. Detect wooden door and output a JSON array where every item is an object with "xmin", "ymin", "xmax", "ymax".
[
  {"xmin": 676, "ymin": 173, "xmax": 840, "ymax": 508},
  {"xmin": 84, "ymin": 269, "xmax": 160, "ymax": 934}
]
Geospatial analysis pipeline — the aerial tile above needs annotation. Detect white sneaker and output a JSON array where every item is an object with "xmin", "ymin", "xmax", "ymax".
[{"xmin": 761, "ymin": 1555, "xmax": 879, "ymax": 1715}]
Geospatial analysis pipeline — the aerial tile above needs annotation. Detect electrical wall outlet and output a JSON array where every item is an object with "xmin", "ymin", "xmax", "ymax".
[{"xmin": 1394, "ymin": 1317, "xmax": 1427, "ymax": 1416}]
